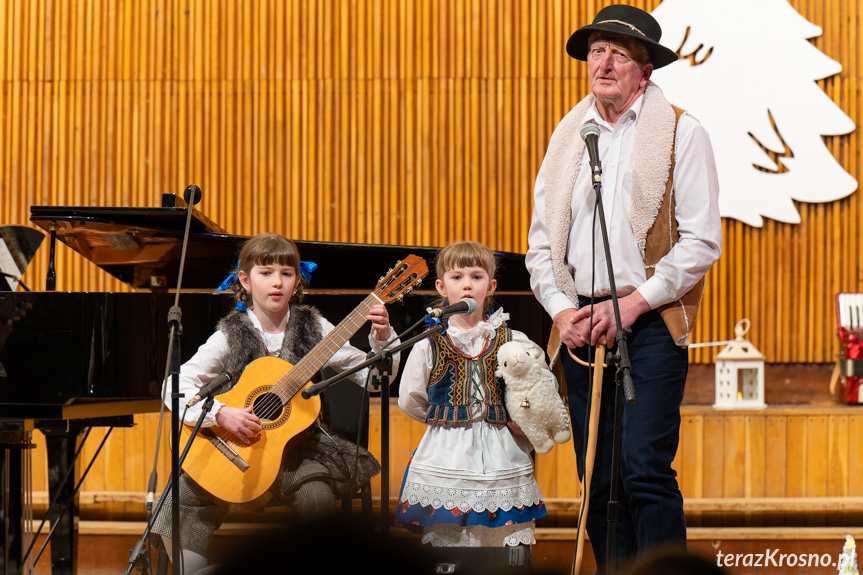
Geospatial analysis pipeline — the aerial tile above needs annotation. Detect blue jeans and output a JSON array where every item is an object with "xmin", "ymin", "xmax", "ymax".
[{"xmin": 563, "ymin": 304, "xmax": 688, "ymax": 570}]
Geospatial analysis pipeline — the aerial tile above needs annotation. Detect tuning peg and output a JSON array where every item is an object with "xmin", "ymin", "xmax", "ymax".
[
  {"xmin": 397, "ymin": 295, "xmax": 405, "ymax": 302},
  {"xmin": 379, "ymin": 276, "xmax": 385, "ymax": 282}
]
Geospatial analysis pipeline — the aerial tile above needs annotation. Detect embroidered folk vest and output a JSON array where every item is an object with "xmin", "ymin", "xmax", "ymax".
[{"xmin": 425, "ymin": 326, "xmax": 512, "ymax": 425}]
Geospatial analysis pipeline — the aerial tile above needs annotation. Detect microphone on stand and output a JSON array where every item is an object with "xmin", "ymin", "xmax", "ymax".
[
  {"xmin": 186, "ymin": 373, "xmax": 232, "ymax": 407},
  {"xmin": 427, "ymin": 298, "xmax": 479, "ymax": 318},
  {"xmin": 184, "ymin": 184, "xmax": 202, "ymax": 205},
  {"xmin": 580, "ymin": 122, "xmax": 602, "ymax": 186}
]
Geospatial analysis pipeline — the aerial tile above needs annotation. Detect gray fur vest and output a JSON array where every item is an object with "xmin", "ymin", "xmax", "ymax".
[{"xmin": 217, "ymin": 305, "xmax": 323, "ymax": 383}]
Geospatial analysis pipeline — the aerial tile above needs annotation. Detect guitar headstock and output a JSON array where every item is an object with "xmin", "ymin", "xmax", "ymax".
[{"xmin": 374, "ymin": 255, "xmax": 429, "ymax": 303}]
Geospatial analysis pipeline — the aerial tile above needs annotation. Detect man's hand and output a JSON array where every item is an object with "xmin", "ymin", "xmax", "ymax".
[
  {"xmin": 215, "ymin": 405, "xmax": 262, "ymax": 445},
  {"xmin": 553, "ymin": 308, "xmax": 586, "ymax": 349},
  {"xmin": 569, "ymin": 292, "xmax": 651, "ymax": 347}
]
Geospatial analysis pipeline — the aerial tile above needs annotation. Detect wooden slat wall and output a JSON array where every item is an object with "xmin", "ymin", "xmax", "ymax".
[{"xmin": 1, "ymin": 0, "xmax": 861, "ymax": 365}]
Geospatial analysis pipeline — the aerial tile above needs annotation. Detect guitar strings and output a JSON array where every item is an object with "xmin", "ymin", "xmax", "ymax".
[{"xmin": 251, "ymin": 300, "xmax": 373, "ymax": 424}]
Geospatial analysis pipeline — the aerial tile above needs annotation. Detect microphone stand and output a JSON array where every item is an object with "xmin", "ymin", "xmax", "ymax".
[
  {"xmin": 302, "ymin": 318, "xmax": 449, "ymax": 534},
  {"xmin": 124, "ymin": 398, "xmax": 216, "ymax": 575},
  {"xmin": 126, "ymin": 185, "xmax": 202, "ymax": 575},
  {"xmin": 586, "ymin": 163, "xmax": 635, "ymax": 575}
]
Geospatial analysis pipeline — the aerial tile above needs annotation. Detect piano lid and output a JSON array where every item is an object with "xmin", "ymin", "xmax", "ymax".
[
  {"xmin": 29, "ymin": 197, "xmax": 534, "ymax": 293},
  {"xmin": 30, "ymin": 201, "xmax": 244, "ymax": 290}
]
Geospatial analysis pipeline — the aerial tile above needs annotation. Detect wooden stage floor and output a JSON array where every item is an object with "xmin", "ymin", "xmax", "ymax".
[{"xmin": 22, "ymin": 521, "xmax": 863, "ymax": 575}]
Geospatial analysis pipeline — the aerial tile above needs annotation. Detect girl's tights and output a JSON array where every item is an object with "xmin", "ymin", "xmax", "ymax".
[{"xmin": 160, "ymin": 535, "xmax": 208, "ymax": 574}]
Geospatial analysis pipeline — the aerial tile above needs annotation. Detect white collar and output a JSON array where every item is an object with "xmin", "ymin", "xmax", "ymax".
[
  {"xmin": 445, "ymin": 308, "xmax": 509, "ymax": 347},
  {"xmin": 245, "ymin": 308, "xmax": 289, "ymax": 334},
  {"xmin": 584, "ymin": 92, "xmax": 645, "ymax": 130}
]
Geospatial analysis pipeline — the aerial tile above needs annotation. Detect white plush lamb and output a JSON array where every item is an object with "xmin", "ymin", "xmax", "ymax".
[{"xmin": 496, "ymin": 340, "xmax": 571, "ymax": 454}]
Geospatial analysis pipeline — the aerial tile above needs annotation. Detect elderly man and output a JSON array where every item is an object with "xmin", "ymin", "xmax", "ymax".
[{"xmin": 525, "ymin": 4, "xmax": 722, "ymax": 570}]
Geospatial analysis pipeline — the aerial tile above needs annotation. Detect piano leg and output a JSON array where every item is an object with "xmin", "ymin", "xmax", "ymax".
[
  {"xmin": 39, "ymin": 422, "xmax": 87, "ymax": 575},
  {"xmin": 34, "ymin": 417, "xmax": 134, "ymax": 575}
]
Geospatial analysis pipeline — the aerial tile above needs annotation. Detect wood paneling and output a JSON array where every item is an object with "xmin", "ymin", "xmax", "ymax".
[
  {"xmin": 1, "ymin": 1, "xmax": 861, "ymax": 365},
  {"xmin": 24, "ymin": 403, "xmax": 863, "ymax": 527}
]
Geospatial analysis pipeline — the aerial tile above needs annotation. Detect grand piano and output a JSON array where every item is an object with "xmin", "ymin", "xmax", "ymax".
[{"xmin": 0, "ymin": 193, "xmax": 548, "ymax": 574}]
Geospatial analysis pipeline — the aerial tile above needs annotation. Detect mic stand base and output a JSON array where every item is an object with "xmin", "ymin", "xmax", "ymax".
[
  {"xmin": 367, "ymin": 352, "xmax": 393, "ymax": 537},
  {"xmin": 124, "ymin": 398, "xmax": 215, "ymax": 575}
]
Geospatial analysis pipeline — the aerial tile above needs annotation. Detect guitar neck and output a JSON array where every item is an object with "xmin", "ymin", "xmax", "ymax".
[{"xmin": 276, "ymin": 293, "xmax": 381, "ymax": 398}]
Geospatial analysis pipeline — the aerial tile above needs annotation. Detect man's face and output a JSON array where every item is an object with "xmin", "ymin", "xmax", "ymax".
[{"xmin": 587, "ymin": 35, "xmax": 653, "ymax": 112}]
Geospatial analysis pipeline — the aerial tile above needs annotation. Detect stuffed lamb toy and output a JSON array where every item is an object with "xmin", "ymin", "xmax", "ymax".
[{"xmin": 496, "ymin": 340, "xmax": 571, "ymax": 454}]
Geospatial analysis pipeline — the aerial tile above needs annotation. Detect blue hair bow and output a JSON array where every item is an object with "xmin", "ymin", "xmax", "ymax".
[
  {"xmin": 216, "ymin": 261, "xmax": 247, "ymax": 310},
  {"xmin": 299, "ymin": 261, "xmax": 317, "ymax": 283},
  {"xmin": 217, "ymin": 260, "xmax": 241, "ymax": 292}
]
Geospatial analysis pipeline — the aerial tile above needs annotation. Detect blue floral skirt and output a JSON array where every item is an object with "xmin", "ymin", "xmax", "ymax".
[{"xmin": 394, "ymin": 498, "xmax": 546, "ymax": 531}]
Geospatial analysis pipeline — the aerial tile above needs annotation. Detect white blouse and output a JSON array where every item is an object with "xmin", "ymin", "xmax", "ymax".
[{"xmin": 166, "ymin": 308, "xmax": 399, "ymax": 427}]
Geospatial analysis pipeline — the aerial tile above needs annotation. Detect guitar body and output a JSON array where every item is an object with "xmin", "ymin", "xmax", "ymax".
[{"xmin": 180, "ymin": 356, "xmax": 321, "ymax": 508}]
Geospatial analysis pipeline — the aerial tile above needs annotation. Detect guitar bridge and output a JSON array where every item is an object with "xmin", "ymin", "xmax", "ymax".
[{"xmin": 200, "ymin": 428, "xmax": 250, "ymax": 472}]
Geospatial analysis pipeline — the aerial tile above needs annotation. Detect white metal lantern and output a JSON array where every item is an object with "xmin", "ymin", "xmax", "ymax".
[{"xmin": 714, "ymin": 319, "xmax": 766, "ymax": 409}]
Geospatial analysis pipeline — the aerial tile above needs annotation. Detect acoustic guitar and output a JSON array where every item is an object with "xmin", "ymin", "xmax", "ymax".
[{"xmin": 179, "ymin": 254, "xmax": 428, "ymax": 508}]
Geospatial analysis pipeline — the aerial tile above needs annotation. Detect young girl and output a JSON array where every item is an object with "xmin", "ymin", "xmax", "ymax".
[
  {"xmin": 151, "ymin": 232, "xmax": 399, "ymax": 572},
  {"xmin": 395, "ymin": 240, "xmax": 547, "ymax": 548}
]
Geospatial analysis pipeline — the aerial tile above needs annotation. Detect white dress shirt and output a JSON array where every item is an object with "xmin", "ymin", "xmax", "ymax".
[{"xmin": 526, "ymin": 94, "xmax": 722, "ymax": 320}]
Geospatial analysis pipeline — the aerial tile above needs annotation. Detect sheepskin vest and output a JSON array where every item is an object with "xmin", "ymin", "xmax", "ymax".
[
  {"xmin": 543, "ymin": 82, "xmax": 704, "ymax": 351},
  {"xmin": 425, "ymin": 326, "xmax": 512, "ymax": 425},
  {"xmin": 217, "ymin": 306, "xmax": 323, "ymax": 384}
]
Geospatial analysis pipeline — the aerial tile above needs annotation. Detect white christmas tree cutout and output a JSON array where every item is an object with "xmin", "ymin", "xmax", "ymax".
[{"xmin": 651, "ymin": 0, "xmax": 856, "ymax": 227}]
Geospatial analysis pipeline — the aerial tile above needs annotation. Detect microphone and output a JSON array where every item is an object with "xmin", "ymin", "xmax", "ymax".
[
  {"xmin": 186, "ymin": 373, "xmax": 231, "ymax": 407},
  {"xmin": 183, "ymin": 184, "xmax": 202, "ymax": 205},
  {"xmin": 580, "ymin": 122, "xmax": 602, "ymax": 186},
  {"xmin": 427, "ymin": 298, "xmax": 479, "ymax": 318}
]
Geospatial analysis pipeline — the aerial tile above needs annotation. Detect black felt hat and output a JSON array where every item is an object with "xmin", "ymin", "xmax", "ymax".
[{"xmin": 566, "ymin": 4, "xmax": 679, "ymax": 69}]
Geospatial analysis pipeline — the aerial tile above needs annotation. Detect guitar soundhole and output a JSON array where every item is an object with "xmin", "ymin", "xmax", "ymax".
[{"xmin": 251, "ymin": 392, "xmax": 286, "ymax": 422}]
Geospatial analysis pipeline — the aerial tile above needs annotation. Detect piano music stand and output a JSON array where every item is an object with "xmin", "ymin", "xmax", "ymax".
[{"xmin": 0, "ymin": 225, "xmax": 43, "ymax": 292}]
